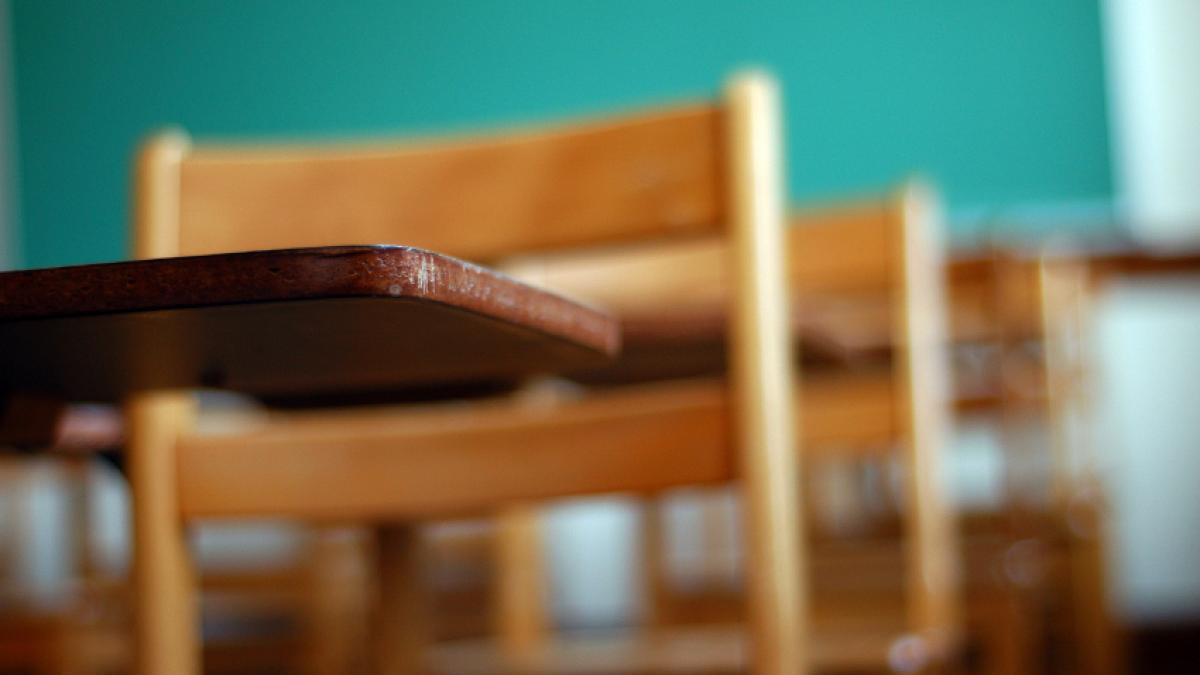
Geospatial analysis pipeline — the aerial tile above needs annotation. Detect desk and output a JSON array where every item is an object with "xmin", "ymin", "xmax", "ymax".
[{"xmin": 0, "ymin": 245, "xmax": 619, "ymax": 402}]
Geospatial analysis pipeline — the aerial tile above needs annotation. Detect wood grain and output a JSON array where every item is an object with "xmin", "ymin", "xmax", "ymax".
[
  {"xmin": 174, "ymin": 371, "xmax": 892, "ymax": 521},
  {"xmin": 714, "ymin": 73, "xmax": 805, "ymax": 675},
  {"xmin": 176, "ymin": 380, "xmax": 734, "ymax": 520},
  {"xmin": 502, "ymin": 200, "xmax": 890, "ymax": 318},
  {"xmin": 494, "ymin": 505, "xmax": 550, "ymax": 660},
  {"xmin": 177, "ymin": 367, "xmax": 902, "ymax": 514},
  {"xmin": 373, "ymin": 524, "xmax": 427, "ymax": 675},
  {"xmin": 176, "ymin": 106, "xmax": 723, "ymax": 262},
  {"xmin": 888, "ymin": 181, "xmax": 959, "ymax": 654},
  {"xmin": 0, "ymin": 246, "xmax": 618, "ymax": 400},
  {"xmin": 498, "ymin": 200, "xmax": 894, "ymax": 387},
  {"xmin": 127, "ymin": 392, "xmax": 199, "ymax": 675},
  {"xmin": 127, "ymin": 132, "xmax": 200, "ymax": 675}
]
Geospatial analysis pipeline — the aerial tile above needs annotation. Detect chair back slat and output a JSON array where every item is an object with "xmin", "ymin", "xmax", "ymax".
[
  {"xmin": 500, "ymin": 198, "xmax": 895, "ymax": 317},
  {"xmin": 171, "ymin": 106, "xmax": 723, "ymax": 260}
]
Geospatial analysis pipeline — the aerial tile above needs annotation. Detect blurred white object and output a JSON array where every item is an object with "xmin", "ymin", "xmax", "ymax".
[
  {"xmin": 545, "ymin": 498, "xmax": 640, "ymax": 628},
  {"xmin": 1095, "ymin": 278, "xmax": 1200, "ymax": 621},
  {"xmin": 1104, "ymin": 0, "xmax": 1200, "ymax": 244}
]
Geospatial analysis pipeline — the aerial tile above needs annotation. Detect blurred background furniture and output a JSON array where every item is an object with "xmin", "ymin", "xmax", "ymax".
[
  {"xmin": 946, "ymin": 250, "xmax": 1119, "ymax": 675},
  {"xmin": 415, "ymin": 183, "xmax": 959, "ymax": 674}
]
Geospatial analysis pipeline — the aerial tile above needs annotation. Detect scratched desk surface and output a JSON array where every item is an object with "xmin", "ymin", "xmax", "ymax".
[{"xmin": 0, "ymin": 246, "xmax": 619, "ymax": 401}]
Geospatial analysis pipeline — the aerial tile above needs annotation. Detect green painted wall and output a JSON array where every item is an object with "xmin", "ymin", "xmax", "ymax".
[{"xmin": 10, "ymin": 0, "xmax": 1111, "ymax": 268}]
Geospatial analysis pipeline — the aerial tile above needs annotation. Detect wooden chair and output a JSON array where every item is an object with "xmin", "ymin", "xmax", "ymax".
[
  {"xmin": 947, "ymin": 250, "xmax": 1121, "ymax": 675},
  {"xmin": 0, "ymin": 401, "xmax": 369, "ymax": 675},
  {"xmin": 109, "ymin": 71, "xmax": 802, "ymax": 675},
  {"xmin": 438, "ymin": 183, "xmax": 959, "ymax": 673},
  {"xmin": 790, "ymin": 184, "xmax": 957, "ymax": 668},
  {"xmin": 0, "ymin": 406, "xmax": 127, "ymax": 675}
]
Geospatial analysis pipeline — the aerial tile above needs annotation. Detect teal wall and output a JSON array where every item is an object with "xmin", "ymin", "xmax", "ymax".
[{"xmin": 9, "ymin": 0, "xmax": 1111, "ymax": 269}]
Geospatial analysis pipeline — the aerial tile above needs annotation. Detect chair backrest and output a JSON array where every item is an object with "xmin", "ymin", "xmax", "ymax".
[
  {"xmin": 135, "ymin": 104, "xmax": 725, "ymax": 263},
  {"xmin": 503, "ymin": 182, "xmax": 960, "ymax": 656},
  {"xmin": 495, "ymin": 201, "xmax": 891, "ymax": 323},
  {"xmin": 132, "ymin": 73, "xmax": 806, "ymax": 675},
  {"xmin": 499, "ymin": 190, "xmax": 907, "ymax": 328}
]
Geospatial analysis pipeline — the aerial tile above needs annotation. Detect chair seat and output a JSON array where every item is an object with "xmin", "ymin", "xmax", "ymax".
[{"xmin": 0, "ymin": 246, "xmax": 619, "ymax": 401}]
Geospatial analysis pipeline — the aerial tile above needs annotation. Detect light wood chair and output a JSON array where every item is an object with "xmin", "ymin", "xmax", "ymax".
[
  {"xmin": 0, "ymin": 418, "xmax": 127, "ymax": 675},
  {"xmin": 947, "ymin": 250, "xmax": 1121, "ymax": 675},
  {"xmin": 125, "ymin": 72, "xmax": 804, "ymax": 675},
  {"xmin": 442, "ymin": 183, "xmax": 960, "ymax": 673},
  {"xmin": 787, "ymin": 185, "xmax": 958, "ymax": 668},
  {"xmin": 0, "ymin": 417, "xmax": 366, "ymax": 675}
]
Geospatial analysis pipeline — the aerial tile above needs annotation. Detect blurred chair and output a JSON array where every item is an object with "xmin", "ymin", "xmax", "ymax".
[
  {"xmin": 126, "ymin": 72, "xmax": 803, "ymax": 675},
  {"xmin": 0, "ymin": 413, "xmax": 372, "ymax": 675},
  {"xmin": 947, "ymin": 251, "xmax": 1120, "ymax": 675},
  {"xmin": 0, "ymin": 401, "xmax": 377, "ymax": 675},
  {"xmin": 0, "ymin": 404, "xmax": 127, "ymax": 675},
  {"xmin": 435, "ymin": 183, "xmax": 960, "ymax": 673}
]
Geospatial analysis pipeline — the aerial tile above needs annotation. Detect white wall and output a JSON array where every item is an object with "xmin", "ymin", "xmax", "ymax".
[
  {"xmin": 1104, "ymin": 0, "xmax": 1200, "ymax": 244},
  {"xmin": 1094, "ymin": 279, "xmax": 1200, "ymax": 622},
  {"xmin": 1098, "ymin": 0, "xmax": 1200, "ymax": 623}
]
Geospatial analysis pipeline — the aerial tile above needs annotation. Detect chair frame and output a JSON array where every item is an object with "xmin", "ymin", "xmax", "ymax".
[
  {"xmin": 631, "ymin": 184, "xmax": 958, "ymax": 666},
  {"xmin": 127, "ymin": 73, "xmax": 805, "ymax": 675},
  {"xmin": 466, "ymin": 183, "xmax": 958, "ymax": 672}
]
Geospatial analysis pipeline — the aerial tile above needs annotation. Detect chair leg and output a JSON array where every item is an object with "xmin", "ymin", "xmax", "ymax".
[
  {"xmin": 493, "ymin": 504, "xmax": 548, "ymax": 661},
  {"xmin": 127, "ymin": 392, "xmax": 199, "ymax": 675},
  {"xmin": 307, "ymin": 527, "xmax": 371, "ymax": 675},
  {"xmin": 639, "ymin": 498, "xmax": 671, "ymax": 630},
  {"xmin": 724, "ymin": 73, "xmax": 806, "ymax": 675},
  {"xmin": 374, "ymin": 523, "xmax": 426, "ymax": 675},
  {"xmin": 892, "ymin": 181, "xmax": 957, "ymax": 655}
]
